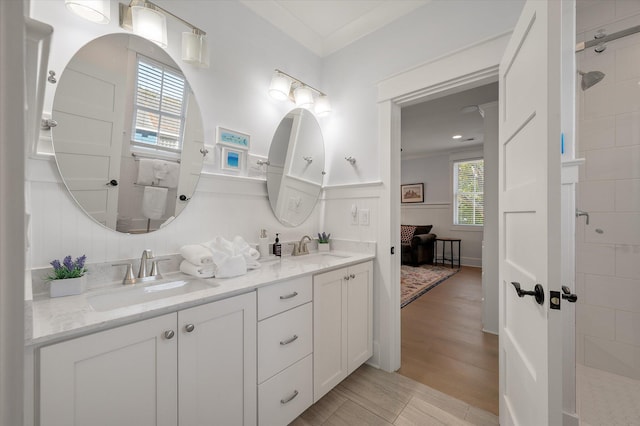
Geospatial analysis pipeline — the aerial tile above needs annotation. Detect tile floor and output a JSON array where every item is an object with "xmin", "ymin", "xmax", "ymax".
[
  {"xmin": 577, "ymin": 363, "xmax": 640, "ymax": 426},
  {"xmin": 291, "ymin": 364, "xmax": 499, "ymax": 425}
]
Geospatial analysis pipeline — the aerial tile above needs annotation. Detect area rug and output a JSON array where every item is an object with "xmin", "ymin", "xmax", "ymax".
[{"xmin": 401, "ymin": 264, "xmax": 459, "ymax": 308}]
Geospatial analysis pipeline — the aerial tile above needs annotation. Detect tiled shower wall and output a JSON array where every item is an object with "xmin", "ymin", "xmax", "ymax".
[{"xmin": 576, "ymin": 0, "xmax": 640, "ymax": 379}]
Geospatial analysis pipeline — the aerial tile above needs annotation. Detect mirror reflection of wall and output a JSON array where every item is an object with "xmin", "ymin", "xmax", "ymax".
[
  {"xmin": 51, "ymin": 34, "xmax": 204, "ymax": 234},
  {"xmin": 267, "ymin": 108, "xmax": 325, "ymax": 227}
]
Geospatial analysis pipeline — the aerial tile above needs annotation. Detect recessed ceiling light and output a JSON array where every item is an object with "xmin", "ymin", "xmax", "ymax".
[{"xmin": 452, "ymin": 135, "xmax": 462, "ymax": 139}]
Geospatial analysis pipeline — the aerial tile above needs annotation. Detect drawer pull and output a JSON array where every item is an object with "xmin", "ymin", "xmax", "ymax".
[
  {"xmin": 279, "ymin": 291, "xmax": 298, "ymax": 300},
  {"xmin": 280, "ymin": 390, "xmax": 299, "ymax": 405},
  {"xmin": 279, "ymin": 334, "xmax": 299, "ymax": 346}
]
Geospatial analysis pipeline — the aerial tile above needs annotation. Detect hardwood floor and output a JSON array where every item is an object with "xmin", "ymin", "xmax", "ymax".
[
  {"xmin": 292, "ymin": 364, "xmax": 498, "ymax": 425},
  {"xmin": 398, "ymin": 266, "xmax": 499, "ymax": 415}
]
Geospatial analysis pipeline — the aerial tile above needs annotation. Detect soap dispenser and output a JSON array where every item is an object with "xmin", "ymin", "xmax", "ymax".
[
  {"xmin": 274, "ymin": 233, "xmax": 281, "ymax": 257},
  {"xmin": 258, "ymin": 229, "xmax": 269, "ymax": 258}
]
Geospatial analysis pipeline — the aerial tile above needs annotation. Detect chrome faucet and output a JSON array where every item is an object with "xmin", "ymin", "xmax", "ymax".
[
  {"xmin": 138, "ymin": 249, "xmax": 154, "ymax": 278},
  {"xmin": 291, "ymin": 235, "xmax": 312, "ymax": 256}
]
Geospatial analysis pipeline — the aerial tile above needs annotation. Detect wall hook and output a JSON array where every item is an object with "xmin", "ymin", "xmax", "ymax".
[
  {"xmin": 303, "ymin": 156, "xmax": 313, "ymax": 164},
  {"xmin": 345, "ymin": 156, "xmax": 356, "ymax": 165},
  {"xmin": 47, "ymin": 70, "xmax": 57, "ymax": 84},
  {"xmin": 199, "ymin": 147, "xmax": 209, "ymax": 157}
]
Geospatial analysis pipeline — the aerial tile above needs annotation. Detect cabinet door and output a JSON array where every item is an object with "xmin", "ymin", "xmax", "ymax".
[
  {"xmin": 313, "ymin": 268, "xmax": 348, "ymax": 402},
  {"xmin": 40, "ymin": 313, "xmax": 177, "ymax": 426},
  {"xmin": 178, "ymin": 292, "xmax": 257, "ymax": 426},
  {"xmin": 347, "ymin": 261, "xmax": 373, "ymax": 373}
]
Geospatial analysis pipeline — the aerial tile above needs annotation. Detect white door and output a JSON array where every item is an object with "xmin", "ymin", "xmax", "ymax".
[
  {"xmin": 498, "ymin": 0, "xmax": 563, "ymax": 425},
  {"xmin": 53, "ymin": 56, "xmax": 125, "ymax": 229},
  {"xmin": 178, "ymin": 292, "xmax": 257, "ymax": 426}
]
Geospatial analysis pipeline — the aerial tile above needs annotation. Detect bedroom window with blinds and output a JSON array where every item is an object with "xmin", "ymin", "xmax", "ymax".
[
  {"xmin": 132, "ymin": 55, "xmax": 188, "ymax": 153},
  {"xmin": 453, "ymin": 159, "xmax": 484, "ymax": 226}
]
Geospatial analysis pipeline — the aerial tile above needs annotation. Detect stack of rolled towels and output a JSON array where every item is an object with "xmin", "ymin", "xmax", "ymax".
[{"xmin": 179, "ymin": 236, "xmax": 261, "ymax": 279}]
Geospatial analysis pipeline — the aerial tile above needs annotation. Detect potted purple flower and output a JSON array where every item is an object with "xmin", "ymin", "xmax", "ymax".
[{"xmin": 47, "ymin": 255, "xmax": 87, "ymax": 297}]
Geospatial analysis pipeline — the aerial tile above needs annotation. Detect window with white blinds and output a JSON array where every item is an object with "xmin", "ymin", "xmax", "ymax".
[
  {"xmin": 132, "ymin": 55, "xmax": 188, "ymax": 153},
  {"xmin": 453, "ymin": 159, "xmax": 484, "ymax": 226}
]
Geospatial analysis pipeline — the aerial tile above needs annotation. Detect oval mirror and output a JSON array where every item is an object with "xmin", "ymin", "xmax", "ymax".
[
  {"xmin": 51, "ymin": 33, "xmax": 204, "ymax": 234},
  {"xmin": 267, "ymin": 108, "xmax": 325, "ymax": 226}
]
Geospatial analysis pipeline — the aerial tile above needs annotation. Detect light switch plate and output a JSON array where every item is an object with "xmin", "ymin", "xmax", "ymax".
[{"xmin": 359, "ymin": 209, "xmax": 370, "ymax": 226}]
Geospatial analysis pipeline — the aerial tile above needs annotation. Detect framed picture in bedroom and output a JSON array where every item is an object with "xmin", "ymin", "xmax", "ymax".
[
  {"xmin": 216, "ymin": 126, "xmax": 250, "ymax": 150},
  {"xmin": 401, "ymin": 183, "xmax": 424, "ymax": 203}
]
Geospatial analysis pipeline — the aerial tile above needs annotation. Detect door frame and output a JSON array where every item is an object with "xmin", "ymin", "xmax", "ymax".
[{"xmin": 376, "ymin": 32, "xmax": 512, "ymax": 373}]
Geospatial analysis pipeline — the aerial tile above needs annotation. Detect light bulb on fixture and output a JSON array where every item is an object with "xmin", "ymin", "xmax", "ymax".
[
  {"xmin": 314, "ymin": 94, "xmax": 331, "ymax": 116},
  {"xmin": 269, "ymin": 72, "xmax": 292, "ymax": 101},
  {"xmin": 131, "ymin": 1, "xmax": 168, "ymax": 48},
  {"xmin": 294, "ymin": 86, "xmax": 314, "ymax": 108},
  {"xmin": 65, "ymin": 0, "xmax": 111, "ymax": 24},
  {"xmin": 182, "ymin": 31, "xmax": 209, "ymax": 67}
]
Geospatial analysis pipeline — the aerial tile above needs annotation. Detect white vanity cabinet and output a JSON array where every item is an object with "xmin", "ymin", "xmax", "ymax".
[
  {"xmin": 39, "ymin": 292, "xmax": 256, "ymax": 426},
  {"xmin": 256, "ymin": 276, "xmax": 313, "ymax": 426},
  {"xmin": 313, "ymin": 261, "xmax": 373, "ymax": 402}
]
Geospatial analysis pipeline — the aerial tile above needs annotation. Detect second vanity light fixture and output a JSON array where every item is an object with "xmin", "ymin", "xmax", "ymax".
[
  {"xmin": 119, "ymin": 0, "xmax": 209, "ymax": 67},
  {"xmin": 269, "ymin": 69, "xmax": 331, "ymax": 116}
]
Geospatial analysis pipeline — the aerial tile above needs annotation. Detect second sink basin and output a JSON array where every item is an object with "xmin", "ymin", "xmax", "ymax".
[
  {"xmin": 286, "ymin": 252, "xmax": 349, "ymax": 266},
  {"xmin": 88, "ymin": 278, "xmax": 217, "ymax": 312}
]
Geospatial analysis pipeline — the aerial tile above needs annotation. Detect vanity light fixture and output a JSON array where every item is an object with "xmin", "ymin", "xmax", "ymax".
[
  {"xmin": 119, "ymin": 0, "xmax": 209, "ymax": 67},
  {"xmin": 65, "ymin": 0, "xmax": 111, "ymax": 24},
  {"xmin": 269, "ymin": 69, "xmax": 332, "ymax": 115}
]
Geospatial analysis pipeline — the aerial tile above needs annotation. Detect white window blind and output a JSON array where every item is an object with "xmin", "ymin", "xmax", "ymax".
[
  {"xmin": 453, "ymin": 159, "xmax": 484, "ymax": 226},
  {"xmin": 133, "ymin": 55, "xmax": 188, "ymax": 152}
]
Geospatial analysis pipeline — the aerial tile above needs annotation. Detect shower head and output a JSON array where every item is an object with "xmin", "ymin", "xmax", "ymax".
[{"xmin": 578, "ymin": 70, "xmax": 605, "ymax": 90}]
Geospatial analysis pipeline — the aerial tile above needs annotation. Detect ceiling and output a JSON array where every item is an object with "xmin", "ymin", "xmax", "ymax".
[
  {"xmin": 239, "ymin": 0, "xmax": 431, "ymax": 57},
  {"xmin": 401, "ymin": 83, "xmax": 499, "ymax": 158}
]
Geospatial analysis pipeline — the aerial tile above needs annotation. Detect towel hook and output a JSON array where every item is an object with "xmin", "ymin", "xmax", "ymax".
[{"xmin": 345, "ymin": 156, "xmax": 356, "ymax": 165}]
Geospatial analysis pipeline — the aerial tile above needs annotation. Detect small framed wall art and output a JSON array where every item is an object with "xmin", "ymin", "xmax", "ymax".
[
  {"xmin": 401, "ymin": 183, "xmax": 424, "ymax": 203},
  {"xmin": 221, "ymin": 147, "xmax": 245, "ymax": 172},
  {"xmin": 216, "ymin": 126, "xmax": 250, "ymax": 150}
]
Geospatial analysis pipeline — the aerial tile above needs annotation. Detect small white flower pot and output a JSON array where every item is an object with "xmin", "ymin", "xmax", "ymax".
[
  {"xmin": 49, "ymin": 275, "xmax": 86, "ymax": 298},
  {"xmin": 318, "ymin": 243, "xmax": 330, "ymax": 252}
]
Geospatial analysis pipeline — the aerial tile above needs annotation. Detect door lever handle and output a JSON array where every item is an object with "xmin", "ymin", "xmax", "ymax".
[
  {"xmin": 561, "ymin": 286, "xmax": 578, "ymax": 303},
  {"xmin": 510, "ymin": 282, "xmax": 545, "ymax": 305}
]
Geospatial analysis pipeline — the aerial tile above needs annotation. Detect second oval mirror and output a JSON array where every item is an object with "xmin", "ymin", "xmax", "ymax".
[
  {"xmin": 267, "ymin": 108, "xmax": 325, "ymax": 227},
  {"xmin": 52, "ymin": 33, "xmax": 205, "ymax": 234}
]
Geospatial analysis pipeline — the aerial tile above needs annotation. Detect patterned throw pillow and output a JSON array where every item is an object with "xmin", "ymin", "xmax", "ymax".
[{"xmin": 400, "ymin": 225, "xmax": 417, "ymax": 244}]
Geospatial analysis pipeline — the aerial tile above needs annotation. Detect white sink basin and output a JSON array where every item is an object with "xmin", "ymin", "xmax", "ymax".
[
  {"xmin": 286, "ymin": 252, "xmax": 349, "ymax": 265},
  {"xmin": 88, "ymin": 278, "xmax": 217, "ymax": 312}
]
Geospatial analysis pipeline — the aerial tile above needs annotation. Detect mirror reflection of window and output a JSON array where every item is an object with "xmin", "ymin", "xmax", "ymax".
[{"xmin": 133, "ymin": 55, "xmax": 189, "ymax": 155}]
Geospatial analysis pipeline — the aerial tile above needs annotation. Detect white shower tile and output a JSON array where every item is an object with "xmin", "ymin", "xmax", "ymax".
[
  {"xmin": 616, "ymin": 0, "xmax": 640, "ymax": 20},
  {"xmin": 577, "ymin": 0, "xmax": 615, "ymax": 33},
  {"xmin": 579, "ymin": 180, "xmax": 615, "ymax": 212},
  {"xmin": 585, "ymin": 146, "xmax": 640, "ymax": 180},
  {"xmin": 577, "ymin": 243, "xmax": 616, "ymax": 275},
  {"xmin": 584, "ymin": 335, "xmax": 640, "ymax": 379},
  {"xmin": 615, "ymin": 111, "xmax": 640, "ymax": 147},
  {"xmin": 615, "ymin": 244, "xmax": 640, "ymax": 278},
  {"xmin": 615, "ymin": 43, "xmax": 640, "ymax": 82},
  {"xmin": 616, "ymin": 310, "xmax": 640, "ymax": 345},
  {"xmin": 616, "ymin": 179, "xmax": 640, "ymax": 211},
  {"xmin": 615, "ymin": 79, "xmax": 640, "ymax": 114},
  {"xmin": 585, "ymin": 273, "xmax": 640, "ymax": 312},
  {"xmin": 583, "ymin": 82, "xmax": 618, "ymax": 119},
  {"xmin": 585, "ymin": 212, "xmax": 640, "ymax": 245},
  {"xmin": 578, "ymin": 115, "xmax": 615, "ymax": 151},
  {"xmin": 577, "ymin": 303, "xmax": 616, "ymax": 340}
]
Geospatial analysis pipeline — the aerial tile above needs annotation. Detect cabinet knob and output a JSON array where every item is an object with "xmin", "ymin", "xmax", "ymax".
[
  {"xmin": 185, "ymin": 324, "xmax": 195, "ymax": 333},
  {"xmin": 164, "ymin": 330, "xmax": 175, "ymax": 339},
  {"xmin": 344, "ymin": 276, "xmax": 350, "ymax": 281},
  {"xmin": 350, "ymin": 273, "xmax": 356, "ymax": 279}
]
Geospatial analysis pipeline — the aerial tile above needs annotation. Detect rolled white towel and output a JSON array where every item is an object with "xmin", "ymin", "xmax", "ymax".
[
  {"xmin": 180, "ymin": 260, "xmax": 216, "ymax": 278},
  {"xmin": 215, "ymin": 254, "xmax": 247, "ymax": 278},
  {"xmin": 180, "ymin": 244, "xmax": 214, "ymax": 265}
]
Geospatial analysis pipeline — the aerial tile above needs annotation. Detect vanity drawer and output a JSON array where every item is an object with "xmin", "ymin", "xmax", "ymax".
[
  {"xmin": 258, "ymin": 354, "xmax": 312, "ymax": 426},
  {"xmin": 257, "ymin": 276, "xmax": 312, "ymax": 320},
  {"xmin": 258, "ymin": 302, "xmax": 312, "ymax": 383}
]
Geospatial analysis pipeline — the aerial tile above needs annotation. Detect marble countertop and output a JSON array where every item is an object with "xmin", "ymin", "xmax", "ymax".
[{"xmin": 27, "ymin": 251, "xmax": 375, "ymax": 346}]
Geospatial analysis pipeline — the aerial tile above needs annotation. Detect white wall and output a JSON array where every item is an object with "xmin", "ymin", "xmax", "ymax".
[
  {"xmin": 28, "ymin": 0, "xmax": 323, "ymax": 268},
  {"xmin": 575, "ymin": 1, "xmax": 640, "ymax": 379},
  {"xmin": 400, "ymin": 149, "xmax": 484, "ymax": 267}
]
